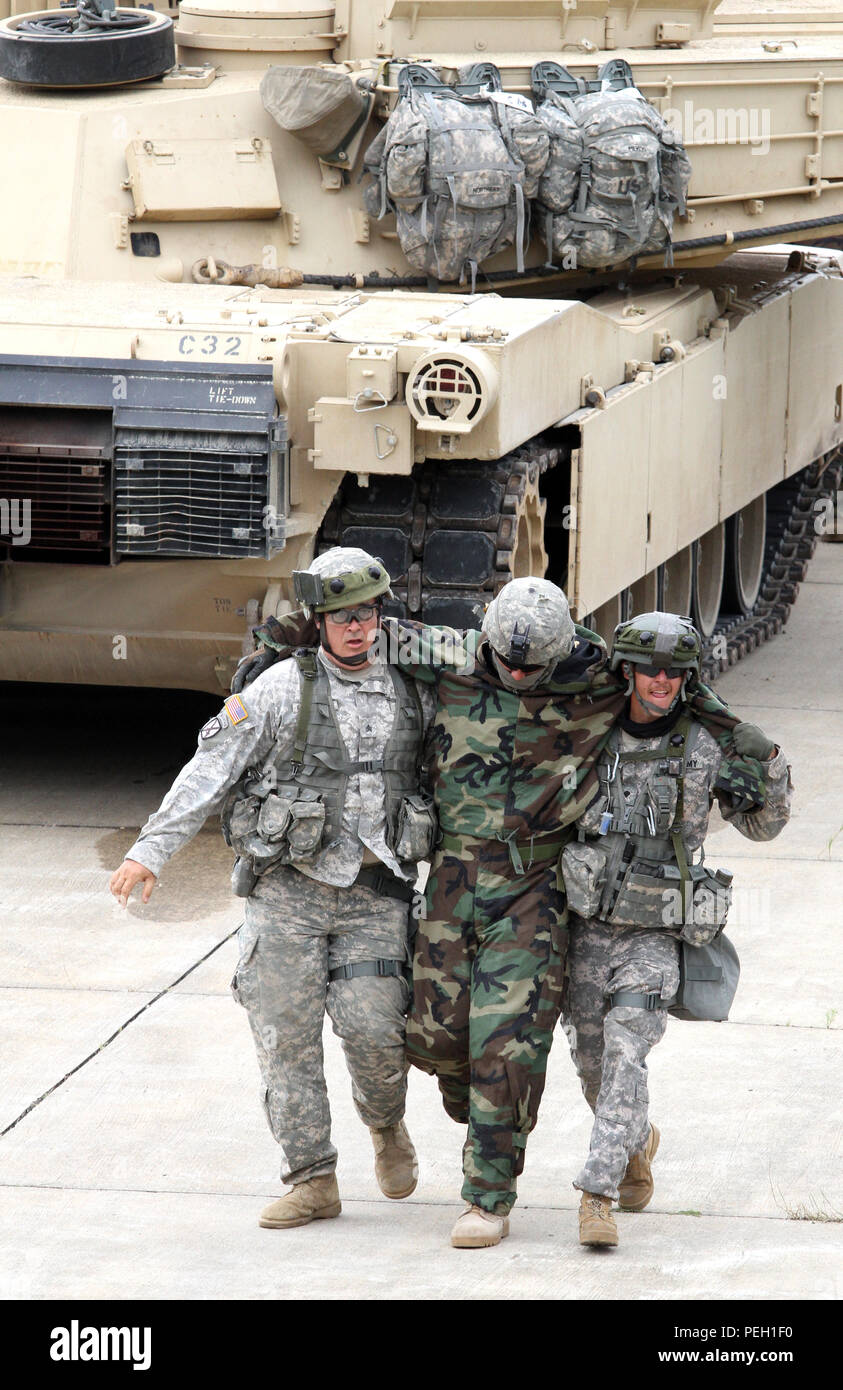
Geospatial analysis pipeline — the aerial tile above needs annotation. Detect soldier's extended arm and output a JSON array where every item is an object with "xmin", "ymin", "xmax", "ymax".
[
  {"xmin": 714, "ymin": 723, "xmax": 793, "ymax": 840},
  {"xmin": 115, "ymin": 670, "xmax": 296, "ymax": 883},
  {"xmin": 233, "ymin": 609, "xmax": 472, "ymax": 691},
  {"xmin": 232, "ymin": 611, "xmax": 318, "ymax": 692}
]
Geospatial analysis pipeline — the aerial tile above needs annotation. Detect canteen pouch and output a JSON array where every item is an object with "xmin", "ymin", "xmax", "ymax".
[
  {"xmin": 393, "ymin": 793, "xmax": 438, "ymax": 863},
  {"xmin": 559, "ymin": 841, "xmax": 608, "ymax": 918},
  {"xmin": 661, "ymin": 864, "xmax": 733, "ymax": 945},
  {"xmin": 668, "ymin": 931, "xmax": 741, "ymax": 1021}
]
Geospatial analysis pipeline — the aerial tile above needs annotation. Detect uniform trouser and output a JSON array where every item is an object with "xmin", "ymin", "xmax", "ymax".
[
  {"xmin": 405, "ymin": 836, "xmax": 567, "ymax": 1215},
  {"xmin": 562, "ymin": 916, "xmax": 681, "ymax": 1201},
  {"xmin": 231, "ymin": 864, "xmax": 411, "ymax": 1186}
]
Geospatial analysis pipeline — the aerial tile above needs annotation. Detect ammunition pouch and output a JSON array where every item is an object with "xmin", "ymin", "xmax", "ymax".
[{"xmin": 560, "ymin": 836, "xmax": 732, "ymax": 940}]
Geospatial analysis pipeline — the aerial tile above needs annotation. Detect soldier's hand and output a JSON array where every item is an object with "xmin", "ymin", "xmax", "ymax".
[
  {"xmin": 733, "ymin": 722, "xmax": 776, "ymax": 760},
  {"xmin": 109, "ymin": 859, "xmax": 157, "ymax": 907}
]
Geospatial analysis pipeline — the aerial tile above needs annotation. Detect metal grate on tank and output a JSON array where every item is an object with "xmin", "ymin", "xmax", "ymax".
[
  {"xmin": 114, "ymin": 432, "xmax": 270, "ymax": 558},
  {"xmin": 0, "ymin": 453, "xmax": 109, "ymax": 552}
]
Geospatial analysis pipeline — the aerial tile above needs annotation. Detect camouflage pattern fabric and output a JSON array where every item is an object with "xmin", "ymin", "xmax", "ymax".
[
  {"xmin": 563, "ymin": 918, "xmax": 679, "ymax": 1199},
  {"xmin": 563, "ymin": 718, "xmax": 792, "ymax": 1199},
  {"xmin": 126, "ymin": 646, "xmax": 435, "ymax": 888},
  {"xmin": 233, "ymin": 865, "xmax": 411, "ymax": 1184},
  {"xmin": 406, "ymin": 835, "xmax": 567, "ymax": 1213},
  {"xmin": 535, "ymin": 88, "xmax": 691, "ymax": 269},
  {"xmin": 362, "ymin": 88, "xmax": 549, "ymax": 283},
  {"xmin": 576, "ymin": 727, "xmax": 793, "ymax": 853}
]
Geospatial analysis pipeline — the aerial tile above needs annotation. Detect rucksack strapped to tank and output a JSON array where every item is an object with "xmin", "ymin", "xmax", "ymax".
[
  {"xmin": 531, "ymin": 59, "xmax": 690, "ymax": 270},
  {"xmin": 363, "ymin": 61, "xmax": 549, "ymax": 286},
  {"xmin": 363, "ymin": 57, "xmax": 690, "ymax": 281}
]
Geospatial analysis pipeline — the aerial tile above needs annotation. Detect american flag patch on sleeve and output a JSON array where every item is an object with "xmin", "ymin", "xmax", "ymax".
[{"xmin": 224, "ymin": 694, "xmax": 249, "ymax": 725}]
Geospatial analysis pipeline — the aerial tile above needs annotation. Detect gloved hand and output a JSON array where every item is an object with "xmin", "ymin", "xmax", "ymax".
[{"xmin": 732, "ymin": 722, "xmax": 775, "ymax": 761}]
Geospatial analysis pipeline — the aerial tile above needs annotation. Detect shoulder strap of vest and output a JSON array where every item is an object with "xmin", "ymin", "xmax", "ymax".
[
  {"xmin": 669, "ymin": 710, "xmax": 696, "ymax": 925},
  {"xmin": 291, "ymin": 650, "xmax": 319, "ymax": 772},
  {"xmin": 389, "ymin": 664, "xmax": 424, "ymax": 755}
]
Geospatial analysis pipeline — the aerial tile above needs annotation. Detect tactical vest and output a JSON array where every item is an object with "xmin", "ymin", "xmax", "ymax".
[
  {"xmin": 272, "ymin": 651, "xmax": 426, "ymax": 851},
  {"xmin": 222, "ymin": 651, "xmax": 430, "ymax": 886},
  {"xmin": 560, "ymin": 714, "xmax": 732, "ymax": 942}
]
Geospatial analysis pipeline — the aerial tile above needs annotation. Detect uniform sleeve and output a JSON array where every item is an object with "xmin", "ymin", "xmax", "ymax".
[
  {"xmin": 124, "ymin": 665, "xmax": 299, "ymax": 877},
  {"xmin": 717, "ymin": 745, "xmax": 794, "ymax": 842},
  {"xmin": 384, "ymin": 617, "xmax": 474, "ymax": 684}
]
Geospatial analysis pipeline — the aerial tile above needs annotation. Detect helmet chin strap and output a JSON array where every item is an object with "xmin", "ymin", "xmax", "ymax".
[{"xmin": 637, "ymin": 691, "xmax": 681, "ymax": 718}]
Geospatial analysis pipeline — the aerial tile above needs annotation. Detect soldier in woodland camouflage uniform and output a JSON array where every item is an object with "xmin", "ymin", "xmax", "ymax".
[
  {"xmin": 561, "ymin": 612, "xmax": 792, "ymax": 1247},
  {"xmin": 109, "ymin": 547, "xmax": 436, "ymax": 1230},
  {"xmin": 241, "ymin": 581, "xmax": 745, "ymax": 1248}
]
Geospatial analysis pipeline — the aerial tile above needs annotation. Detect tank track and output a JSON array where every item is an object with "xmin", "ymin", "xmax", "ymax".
[
  {"xmin": 317, "ymin": 440, "xmax": 559, "ymax": 629},
  {"xmin": 317, "ymin": 445, "xmax": 841, "ymax": 680},
  {"xmin": 700, "ymin": 449, "xmax": 842, "ymax": 682}
]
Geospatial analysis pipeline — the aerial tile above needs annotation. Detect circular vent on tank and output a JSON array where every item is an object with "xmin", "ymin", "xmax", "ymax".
[{"xmin": 405, "ymin": 349, "xmax": 499, "ymax": 434}]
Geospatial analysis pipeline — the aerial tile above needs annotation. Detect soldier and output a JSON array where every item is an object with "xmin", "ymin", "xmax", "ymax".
[
  {"xmin": 109, "ymin": 547, "xmax": 437, "ymax": 1230},
  {"xmin": 560, "ymin": 612, "xmax": 793, "ymax": 1248},
  {"xmin": 236, "ymin": 579, "xmax": 743, "ymax": 1248}
]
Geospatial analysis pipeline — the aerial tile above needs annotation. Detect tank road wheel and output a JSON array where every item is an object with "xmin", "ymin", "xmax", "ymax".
[
  {"xmin": 692, "ymin": 522, "xmax": 725, "ymax": 639},
  {"xmin": 721, "ymin": 495, "xmax": 767, "ymax": 616},
  {"xmin": 659, "ymin": 544, "xmax": 694, "ymax": 617},
  {"xmin": 0, "ymin": 9, "xmax": 175, "ymax": 88},
  {"xmin": 317, "ymin": 446, "xmax": 557, "ymax": 630}
]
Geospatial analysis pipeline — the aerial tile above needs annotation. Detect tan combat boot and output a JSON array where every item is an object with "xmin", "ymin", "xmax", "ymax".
[
  {"xmin": 450, "ymin": 1205, "xmax": 510, "ymax": 1249},
  {"xmin": 578, "ymin": 1192, "xmax": 618, "ymax": 1247},
  {"xmin": 259, "ymin": 1174, "xmax": 341, "ymax": 1229},
  {"xmin": 370, "ymin": 1120, "xmax": 418, "ymax": 1199},
  {"xmin": 618, "ymin": 1123, "xmax": 660, "ymax": 1212}
]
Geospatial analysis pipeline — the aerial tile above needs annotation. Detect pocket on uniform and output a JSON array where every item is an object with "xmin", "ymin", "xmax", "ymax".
[
  {"xmin": 230, "ymin": 921, "xmax": 260, "ymax": 1005},
  {"xmin": 559, "ymin": 842, "xmax": 607, "ymax": 919}
]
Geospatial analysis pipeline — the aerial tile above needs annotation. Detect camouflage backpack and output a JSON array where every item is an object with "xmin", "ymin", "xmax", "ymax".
[
  {"xmin": 363, "ymin": 64, "xmax": 549, "ymax": 285},
  {"xmin": 532, "ymin": 63, "xmax": 691, "ymax": 269}
]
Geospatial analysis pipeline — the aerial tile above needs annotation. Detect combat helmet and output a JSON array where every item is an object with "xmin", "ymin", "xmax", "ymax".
[
  {"xmin": 483, "ymin": 577, "xmax": 575, "ymax": 682},
  {"xmin": 293, "ymin": 546, "xmax": 394, "ymax": 614},
  {"xmin": 610, "ymin": 611, "xmax": 702, "ymax": 677}
]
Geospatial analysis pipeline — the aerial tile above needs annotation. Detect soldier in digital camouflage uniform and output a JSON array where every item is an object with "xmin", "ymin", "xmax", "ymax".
[
  {"xmin": 242, "ymin": 579, "xmax": 745, "ymax": 1248},
  {"xmin": 560, "ymin": 612, "xmax": 792, "ymax": 1248},
  {"xmin": 109, "ymin": 547, "xmax": 437, "ymax": 1230}
]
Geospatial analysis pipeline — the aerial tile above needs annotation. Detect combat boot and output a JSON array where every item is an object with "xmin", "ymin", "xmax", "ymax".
[
  {"xmin": 259, "ymin": 1174, "xmax": 341, "ymax": 1229},
  {"xmin": 370, "ymin": 1120, "xmax": 418, "ymax": 1199},
  {"xmin": 618, "ymin": 1123, "xmax": 660, "ymax": 1212},
  {"xmin": 450, "ymin": 1205, "xmax": 510, "ymax": 1248},
  {"xmin": 578, "ymin": 1191, "xmax": 618, "ymax": 1247}
]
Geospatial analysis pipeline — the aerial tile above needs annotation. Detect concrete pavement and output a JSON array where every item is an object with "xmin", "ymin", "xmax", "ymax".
[{"xmin": 1, "ymin": 543, "xmax": 841, "ymax": 1301}]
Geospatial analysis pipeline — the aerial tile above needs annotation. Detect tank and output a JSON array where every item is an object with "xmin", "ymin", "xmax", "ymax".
[{"xmin": 0, "ymin": 0, "xmax": 841, "ymax": 691}]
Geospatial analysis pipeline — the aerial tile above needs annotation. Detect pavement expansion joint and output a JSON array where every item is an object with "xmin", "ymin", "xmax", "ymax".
[{"xmin": 0, "ymin": 929, "xmax": 240, "ymax": 1138}]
